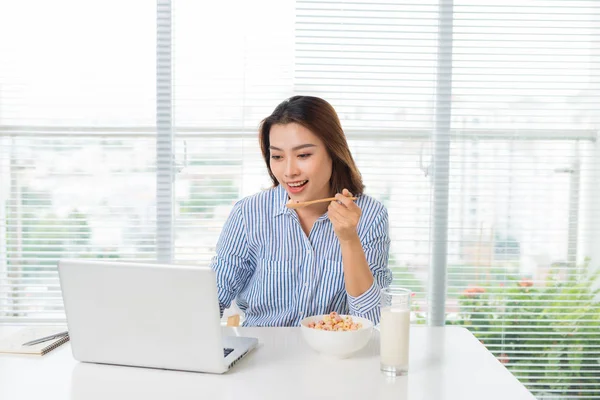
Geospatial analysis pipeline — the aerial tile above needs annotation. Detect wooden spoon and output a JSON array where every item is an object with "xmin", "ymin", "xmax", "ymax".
[{"xmin": 286, "ymin": 196, "xmax": 357, "ymax": 209}]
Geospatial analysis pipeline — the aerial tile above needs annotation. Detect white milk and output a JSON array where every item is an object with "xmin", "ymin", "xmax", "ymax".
[{"xmin": 380, "ymin": 307, "xmax": 410, "ymax": 371}]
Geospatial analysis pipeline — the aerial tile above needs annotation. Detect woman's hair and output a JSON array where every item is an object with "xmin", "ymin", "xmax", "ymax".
[{"xmin": 259, "ymin": 95, "xmax": 364, "ymax": 196}]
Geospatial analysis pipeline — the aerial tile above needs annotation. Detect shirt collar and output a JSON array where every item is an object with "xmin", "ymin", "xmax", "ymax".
[{"xmin": 273, "ymin": 184, "xmax": 291, "ymax": 218}]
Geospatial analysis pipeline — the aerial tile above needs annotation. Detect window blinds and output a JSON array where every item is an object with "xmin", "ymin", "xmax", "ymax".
[
  {"xmin": 444, "ymin": 2, "xmax": 600, "ymax": 397},
  {"xmin": 1, "ymin": 0, "xmax": 599, "ymax": 397},
  {"xmin": 0, "ymin": 0, "xmax": 157, "ymax": 321}
]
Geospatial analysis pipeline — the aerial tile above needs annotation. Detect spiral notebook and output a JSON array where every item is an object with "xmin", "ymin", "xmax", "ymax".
[{"xmin": 0, "ymin": 326, "xmax": 70, "ymax": 356}]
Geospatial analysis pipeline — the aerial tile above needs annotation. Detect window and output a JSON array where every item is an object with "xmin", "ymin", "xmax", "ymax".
[
  {"xmin": 1, "ymin": 0, "xmax": 599, "ymax": 397},
  {"xmin": 0, "ymin": 0, "xmax": 156, "ymax": 320}
]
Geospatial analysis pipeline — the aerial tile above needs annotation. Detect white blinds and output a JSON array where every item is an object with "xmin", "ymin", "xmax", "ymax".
[
  {"xmin": 172, "ymin": 0, "xmax": 294, "ymax": 128},
  {"xmin": 444, "ymin": 2, "xmax": 600, "ymax": 398},
  {"xmin": 0, "ymin": 0, "xmax": 157, "ymax": 321},
  {"xmin": 1, "ymin": 0, "xmax": 599, "ymax": 397}
]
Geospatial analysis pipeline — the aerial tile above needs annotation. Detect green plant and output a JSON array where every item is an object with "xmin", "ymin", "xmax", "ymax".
[{"xmin": 449, "ymin": 259, "xmax": 600, "ymax": 397}]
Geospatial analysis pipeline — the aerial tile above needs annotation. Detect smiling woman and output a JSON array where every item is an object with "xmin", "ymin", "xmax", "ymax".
[
  {"xmin": 259, "ymin": 96, "xmax": 364, "ymax": 199},
  {"xmin": 210, "ymin": 96, "xmax": 393, "ymax": 327},
  {"xmin": 268, "ymin": 123, "xmax": 333, "ymax": 204}
]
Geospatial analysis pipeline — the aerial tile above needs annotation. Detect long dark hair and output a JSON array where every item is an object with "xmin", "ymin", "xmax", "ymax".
[{"xmin": 259, "ymin": 96, "xmax": 364, "ymax": 196}]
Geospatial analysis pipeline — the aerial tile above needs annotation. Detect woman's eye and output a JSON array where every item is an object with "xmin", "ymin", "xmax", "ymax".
[
  {"xmin": 298, "ymin": 153, "xmax": 311, "ymax": 159},
  {"xmin": 271, "ymin": 155, "xmax": 282, "ymax": 160}
]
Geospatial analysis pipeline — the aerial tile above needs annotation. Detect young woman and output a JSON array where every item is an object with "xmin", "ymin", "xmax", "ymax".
[{"xmin": 211, "ymin": 95, "xmax": 392, "ymax": 326}]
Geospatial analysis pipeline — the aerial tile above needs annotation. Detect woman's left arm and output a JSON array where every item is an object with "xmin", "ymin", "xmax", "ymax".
[{"xmin": 328, "ymin": 190, "xmax": 392, "ymax": 323}]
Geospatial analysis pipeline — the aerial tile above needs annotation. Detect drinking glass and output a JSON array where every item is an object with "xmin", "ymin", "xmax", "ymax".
[{"xmin": 380, "ymin": 287, "xmax": 411, "ymax": 376}]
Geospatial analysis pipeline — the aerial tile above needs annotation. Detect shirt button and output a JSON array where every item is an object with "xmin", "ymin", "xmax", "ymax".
[
  {"xmin": 299, "ymin": 311, "xmax": 304, "ymax": 316},
  {"xmin": 304, "ymin": 283, "xmax": 308, "ymax": 287}
]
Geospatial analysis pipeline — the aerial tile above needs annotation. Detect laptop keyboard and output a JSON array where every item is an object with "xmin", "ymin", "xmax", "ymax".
[{"xmin": 224, "ymin": 348, "xmax": 234, "ymax": 357}]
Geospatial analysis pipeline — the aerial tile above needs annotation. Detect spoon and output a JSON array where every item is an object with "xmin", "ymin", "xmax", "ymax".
[{"xmin": 286, "ymin": 196, "xmax": 357, "ymax": 209}]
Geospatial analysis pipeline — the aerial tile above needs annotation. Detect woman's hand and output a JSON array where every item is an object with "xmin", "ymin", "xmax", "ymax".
[{"xmin": 328, "ymin": 188, "xmax": 362, "ymax": 242}]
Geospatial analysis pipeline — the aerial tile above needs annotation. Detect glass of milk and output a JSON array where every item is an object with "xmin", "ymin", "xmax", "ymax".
[{"xmin": 379, "ymin": 287, "xmax": 411, "ymax": 376}]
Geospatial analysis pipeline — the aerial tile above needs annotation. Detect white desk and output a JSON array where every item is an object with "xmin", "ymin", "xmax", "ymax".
[{"xmin": 0, "ymin": 325, "xmax": 535, "ymax": 400}]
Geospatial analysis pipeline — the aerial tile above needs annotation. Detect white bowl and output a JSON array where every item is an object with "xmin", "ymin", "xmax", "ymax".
[{"xmin": 300, "ymin": 314, "xmax": 374, "ymax": 358}]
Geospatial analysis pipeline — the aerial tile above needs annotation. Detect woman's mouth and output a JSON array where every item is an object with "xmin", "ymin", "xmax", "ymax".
[{"xmin": 287, "ymin": 180, "xmax": 308, "ymax": 194}]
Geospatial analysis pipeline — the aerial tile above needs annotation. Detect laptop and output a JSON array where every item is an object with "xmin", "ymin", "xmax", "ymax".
[{"xmin": 57, "ymin": 259, "xmax": 258, "ymax": 374}]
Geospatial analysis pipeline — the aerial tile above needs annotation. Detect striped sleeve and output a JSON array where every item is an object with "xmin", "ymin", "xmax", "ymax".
[
  {"xmin": 347, "ymin": 206, "xmax": 393, "ymax": 324},
  {"xmin": 210, "ymin": 202, "xmax": 255, "ymax": 317}
]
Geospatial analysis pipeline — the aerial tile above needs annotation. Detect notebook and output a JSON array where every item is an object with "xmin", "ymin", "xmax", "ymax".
[{"xmin": 0, "ymin": 326, "xmax": 70, "ymax": 356}]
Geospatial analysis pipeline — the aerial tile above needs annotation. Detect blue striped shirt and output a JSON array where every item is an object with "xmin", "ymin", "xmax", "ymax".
[{"xmin": 210, "ymin": 184, "xmax": 392, "ymax": 327}]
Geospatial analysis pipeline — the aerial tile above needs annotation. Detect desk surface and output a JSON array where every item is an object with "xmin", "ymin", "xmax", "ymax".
[{"xmin": 0, "ymin": 325, "xmax": 534, "ymax": 400}]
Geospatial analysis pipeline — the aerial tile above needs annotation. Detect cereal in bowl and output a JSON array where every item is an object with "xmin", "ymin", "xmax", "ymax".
[{"xmin": 307, "ymin": 312, "xmax": 363, "ymax": 331}]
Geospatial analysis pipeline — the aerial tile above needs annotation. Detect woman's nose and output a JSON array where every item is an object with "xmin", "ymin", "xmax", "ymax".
[{"xmin": 285, "ymin": 158, "xmax": 300, "ymax": 177}]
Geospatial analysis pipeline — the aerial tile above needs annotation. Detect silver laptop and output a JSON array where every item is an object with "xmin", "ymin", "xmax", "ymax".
[{"xmin": 58, "ymin": 259, "xmax": 258, "ymax": 374}]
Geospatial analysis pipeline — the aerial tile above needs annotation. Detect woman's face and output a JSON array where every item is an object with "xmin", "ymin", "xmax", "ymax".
[{"xmin": 269, "ymin": 122, "xmax": 333, "ymax": 202}]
